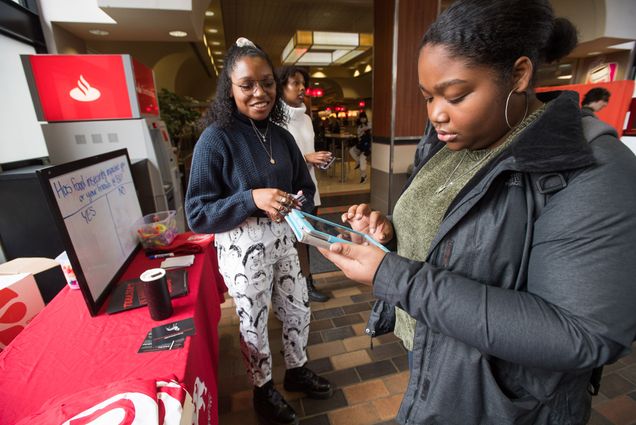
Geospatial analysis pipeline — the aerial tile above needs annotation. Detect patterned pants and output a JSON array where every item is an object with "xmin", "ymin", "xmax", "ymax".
[{"xmin": 215, "ymin": 217, "xmax": 310, "ymax": 387}]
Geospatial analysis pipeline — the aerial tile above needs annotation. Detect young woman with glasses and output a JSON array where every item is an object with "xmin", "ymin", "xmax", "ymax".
[{"xmin": 186, "ymin": 38, "xmax": 332, "ymax": 425}]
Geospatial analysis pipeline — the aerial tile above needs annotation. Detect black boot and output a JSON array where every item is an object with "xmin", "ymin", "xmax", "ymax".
[
  {"xmin": 284, "ymin": 366, "xmax": 333, "ymax": 399},
  {"xmin": 307, "ymin": 277, "xmax": 329, "ymax": 303},
  {"xmin": 253, "ymin": 381, "xmax": 298, "ymax": 425}
]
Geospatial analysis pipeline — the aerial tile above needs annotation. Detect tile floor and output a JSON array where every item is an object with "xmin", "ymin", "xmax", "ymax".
[{"xmin": 216, "ymin": 272, "xmax": 636, "ymax": 425}]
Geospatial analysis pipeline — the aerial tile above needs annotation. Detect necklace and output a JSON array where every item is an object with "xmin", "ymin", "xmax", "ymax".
[
  {"xmin": 249, "ymin": 119, "xmax": 275, "ymax": 164},
  {"xmin": 435, "ymin": 149, "xmax": 496, "ymax": 194}
]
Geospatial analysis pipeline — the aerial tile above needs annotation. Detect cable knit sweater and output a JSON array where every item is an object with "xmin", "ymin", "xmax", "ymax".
[
  {"xmin": 282, "ymin": 102, "xmax": 321, "ymax": 206},
  {"xmin": 185, "ymin": 110, "xmax": 315, "ymax": 234}
]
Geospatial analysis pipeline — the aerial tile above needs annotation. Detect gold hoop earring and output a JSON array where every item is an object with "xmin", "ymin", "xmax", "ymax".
[{"xmin": 505, "ymin": 89, "xmax": 529, "ymax": 130}]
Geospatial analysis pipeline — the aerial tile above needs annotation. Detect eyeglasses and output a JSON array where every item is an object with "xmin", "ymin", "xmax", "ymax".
[{"xmin": 232, "ymin": 78, "xmax": 276, "ymax": 94}]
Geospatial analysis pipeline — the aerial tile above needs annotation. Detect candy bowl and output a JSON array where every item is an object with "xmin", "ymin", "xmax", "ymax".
[{"xmin": 135, "ymin": 210, "xmax": 177, "ymax": 249}]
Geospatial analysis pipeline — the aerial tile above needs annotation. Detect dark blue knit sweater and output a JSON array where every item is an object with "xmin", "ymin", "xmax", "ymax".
[{"xmin": 185, "ymin": 110, "xmax": 316, "ymax": 233}]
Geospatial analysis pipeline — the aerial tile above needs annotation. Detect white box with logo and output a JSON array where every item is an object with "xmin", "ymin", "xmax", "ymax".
[{"xmin": 0, "ymin": 270, "xmax": 45, "ymax": 351}]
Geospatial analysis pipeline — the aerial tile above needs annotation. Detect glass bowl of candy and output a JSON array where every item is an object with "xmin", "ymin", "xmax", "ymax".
[{"xmin": 135, "ymin": 210, "xmax": 177, "ymax": 249}]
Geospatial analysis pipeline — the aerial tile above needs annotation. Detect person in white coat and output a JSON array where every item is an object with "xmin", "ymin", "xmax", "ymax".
[{"xmin": 278, "ymin": 65, "xmax": 332, "ymax": 302}]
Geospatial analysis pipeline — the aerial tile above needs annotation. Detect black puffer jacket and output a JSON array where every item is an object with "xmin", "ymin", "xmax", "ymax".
[{"xmin": 373, "ymin": 91, "xmax": 636, "ymax": 424}]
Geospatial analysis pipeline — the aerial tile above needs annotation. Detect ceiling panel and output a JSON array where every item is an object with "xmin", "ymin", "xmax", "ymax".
[{"xmin": 220, "ymin": 0, "xmax": 373, "ymax": 66}]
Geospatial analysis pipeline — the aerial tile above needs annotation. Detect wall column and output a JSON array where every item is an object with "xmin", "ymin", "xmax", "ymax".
[{"xmin": 371, "ymin": 0, "xmax": 438, "ymax": 213}]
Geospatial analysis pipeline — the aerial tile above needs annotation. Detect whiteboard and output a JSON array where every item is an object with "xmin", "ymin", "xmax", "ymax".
[{"xmin": 38, "ymin": 149, "xmax": 142, "ymax": 315}]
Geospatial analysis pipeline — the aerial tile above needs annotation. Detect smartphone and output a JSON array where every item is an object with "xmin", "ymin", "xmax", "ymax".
[
  {"xmin": 318, "ymin": 155, "xmax": 336, "ymax": 170},
  {"xmin": 284, "ymin": 209, "xmax": 389, "ymax": 252}
]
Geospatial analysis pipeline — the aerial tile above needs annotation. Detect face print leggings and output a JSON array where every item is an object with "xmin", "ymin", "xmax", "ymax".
[{"xmin": 215, "ymin": 217, "xmax": 310, "ymax": 387}]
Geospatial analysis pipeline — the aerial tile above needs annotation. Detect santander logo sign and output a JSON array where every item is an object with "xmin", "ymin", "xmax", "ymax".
[{"xmin": 69, "ymin": 75, "xmax": 101, "ymax": 102}]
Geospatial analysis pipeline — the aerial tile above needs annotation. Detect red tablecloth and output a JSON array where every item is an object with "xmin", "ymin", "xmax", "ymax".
[{"xmin": 0, "ymin": 240, "xmax": 225, "ymax": 425}]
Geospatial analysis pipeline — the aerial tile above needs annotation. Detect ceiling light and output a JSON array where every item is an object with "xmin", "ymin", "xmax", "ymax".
[
  {"xmin": 353, "ymin": 69, "xmax": 361, "ymax": 77},
  {"xmin": 586, "ymin": 51, "xmax": 602, "ymax": 56},
  {"xmin": 607, "ymin": 41, "xmax": 635, "ymax": 50},
  {"xmin": 213, "ymin": 51, "xmax": 222, "ymax": 55},
  {"xmin": 211, "ymin": 41, "xmax": 221, "ymax": 46},
  {"xmin": 364, "ymin": 64, "xmax": 372, "ymax": 73},
  {"xmin": 89, "ymin": 29, "xmax": 109, "ymax": 36},
  {"xmin": 169, "ymin": 30, "xmax": 188, "ymax": 38},
  {"xmin": 281, "ymin": 30, "xmax": 373, "ymax": 66},
  {"xmin": 207, "ymin": 28, "xmax": 218, "ymax": 34},
  {"xmin": 311, "ymin": 71, "xmax": 327, "ymax": 78},
  {"xmin": 205, "ymin": 11, "xmax": 214, "ymax": 17},
  {"xmin": 557, "ymin": 74, "xmax": 572, "ymax": 79}
]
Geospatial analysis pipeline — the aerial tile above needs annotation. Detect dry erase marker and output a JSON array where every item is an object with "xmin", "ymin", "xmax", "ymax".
[{"xmin": 148, "ymin": 253, "xmax": 174, "ymax": 259}]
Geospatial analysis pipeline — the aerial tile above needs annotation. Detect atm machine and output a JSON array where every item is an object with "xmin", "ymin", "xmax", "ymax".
[{"xmin": 20, "ymin": 54, "xmax": 185, "ymax": 231}]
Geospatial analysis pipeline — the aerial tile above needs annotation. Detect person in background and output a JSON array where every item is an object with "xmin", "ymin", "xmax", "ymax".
[
  {"xmin": 582, "ymin": 87, "xmax": 611, "ymax": 115},
  {"xmin": 185, "ymin": 37, "xmax": 332, "ymax": 425},
  {"xmin": 319, "ymin": 0, "xmax": 636, "ymax": 423},
  {"xmin": 349, "ymin": 112, "xmax": 371, "ymax": 183},
  {"xmin": 277, "ymin": 65, "xmax": 332, "ymax": 302}
]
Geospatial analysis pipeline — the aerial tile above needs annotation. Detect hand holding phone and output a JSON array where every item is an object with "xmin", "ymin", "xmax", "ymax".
[
  {"xmin": 284, "ymin": 209, "xmax": 389, "ymax": 252},
  {"xmin": 318, "ymin": 154, "xmax": 335, "ymax": 170}
]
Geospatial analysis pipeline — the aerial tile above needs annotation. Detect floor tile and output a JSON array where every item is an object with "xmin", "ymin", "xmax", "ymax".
[
  {"xmin": 350, "ymin": 292, "xmax": 376, "ymax": 303},
  {"xmin": 332, "ymin": 313, "xmax": 364, "ymax": 327},
  {"xmin": 343, "ymin": 379, "xmax": 390, "ymax": 404},
  {"xmin": 307, "ymin": 340, "xmax": 347, "ymax": 360},
  {"xmin": 392, "ymin": 354, "xmax": 409, "ymax": 372},
  {"xmin": 308, "ymin": 331, "xmax": 324, "ymax": 346},
  {"xmin": 368, "ymin": 341, "xmax": 406, "ymax": 362},
  {"xmin": 302, "ymin": 389, "xmax": 348, "ymax": 416},
  {"xmin": 593, "ymin": 395, "xmax": 636, "ymax": 425},
  {"xmin": 331, "ymin": 287, "xmax": 362, "ymax": 297},
  {"xmin": 372, "ymin": 394, "xmax": 403, "ymax": 421},
  {"xmin": 343, "ymin": 335, "xmax": 373, "ymax": 352},
  {"xmin": 322, "ymin": 325, "xmax": 356, "ymax": 342},
  {"xmin": 357, "ymin": 359, "xmax": 398, "ymax": 381},
  {"xmin": 299, "ymin": 414, "xmax": 331, "ymax": 425},
  {"xmin": 322, "ymin": 366, "xmax": 361, "ymax": 389},
  {"xmin": 310, "ymin": 318, "xmax": 335, "ymax": 331},
  {"xmin": 342, "ymin": 302, "xmax": 372, "ymax": 314},
  {"xmin": 328, "ymin": 402, "xmax": 381, "ymax": 425},
  {"xmin": 383, "ymin": 371, "xmax": 410, "ymax": 395},
  {"xmin": 600, "ymin": 373, "xmax": 636, "ymax": 398},
  {"xmin": 331, "ymin": 349, "xmax": 373, "ymax": 370},
  {"xmin": 313, "ymin": 307, "xmax": 346, "ymax": 320},
  {"xmin": 588, "ymin": 409, "xmax": 615, "ymax": 425},
  {"xmin": 306, "ymin": 357, "xmax": 334, "ymax": 374}
]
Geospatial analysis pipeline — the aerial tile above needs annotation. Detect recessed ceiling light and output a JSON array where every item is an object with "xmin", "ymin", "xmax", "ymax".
[
  {"xmin": 557, "ymin": 74, "xmax": 572, "ymax": 79},
  {"xmin": 213, "ymin": 51, "xmax": 222, "ymax": 55},
  {"xmin": 169, "ymin": 30, "xmax": 188, "ymax": 38},
  {"xmin": 205, "ymin": 11, "xmax": 214, "ymax": 17},
  {"xmin": 587, "ymin": 51, "xmax": 602, "ymax": 56},
  {"xmin": 314, "ymin": 82, "xmax": 320, "ymax": 86},
  {"xmin": 211, "ymin": 41, "xmax": 221, "ymax": 46},
  {"xmin": 207, "ymin": 28, "xmax": 218, "ymax": 34},
  {"xmin": 89, "ymin": 29, "xmax": 109, "ymax": 36},
  {"xmin": 217, "ymin": 59, "xmax": 224, "ymax": 62}
]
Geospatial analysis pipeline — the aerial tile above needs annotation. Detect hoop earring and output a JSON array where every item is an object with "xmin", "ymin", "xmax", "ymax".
[{"xmin": 505, "ymin": 89, "xmax": 529, "ymax": 130}]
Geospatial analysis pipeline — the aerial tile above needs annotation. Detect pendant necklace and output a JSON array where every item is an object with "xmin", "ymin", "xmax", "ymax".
[
  {"xmin": 436, "ymin": 149, "xmax": 495, "ymax": 194},
  {"xmin": 249, "ymin": 119, "xmax": 275, "ymax": 164}
]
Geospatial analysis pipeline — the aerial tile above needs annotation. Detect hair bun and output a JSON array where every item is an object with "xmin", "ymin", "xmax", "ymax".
[
  {"xmin": 236, "ymin": 37, "xmax": 256, "ymax": 48},
  {"xmin": 543, "ymin": 17, "xmax": 578, "ymax": 63}
]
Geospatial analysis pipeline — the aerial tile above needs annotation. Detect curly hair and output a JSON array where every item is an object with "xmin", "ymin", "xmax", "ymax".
[
  {"xmin": 202, "ymin": 41, "xmax": 288, "ymax": 129},
  {"xmin": 421, "ymin": 0, "xmax": 578, "ymax": 85}
]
